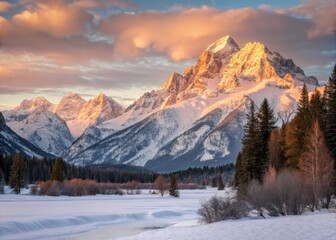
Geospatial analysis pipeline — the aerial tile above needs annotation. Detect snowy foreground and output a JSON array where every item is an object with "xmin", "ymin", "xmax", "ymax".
[{"xmin": 0, "ymin": 188, "xmax": 335, "ymax": 240}]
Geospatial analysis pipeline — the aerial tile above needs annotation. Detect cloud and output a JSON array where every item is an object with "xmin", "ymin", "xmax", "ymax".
[
  {"xmin": 0, "ymin": 1, "xmax": 13, "ymax": 12},
  {"xmin": 290, "ymin": 0, "xmax": 336, "ymax": 37},
  {"xmin": 0, "ymin": 1, "xmax": 335, "ymax": 106},
  {"xmin": 12, "ymin": 1, "xmax": 93, "ymax": 37},
  {"xmin": 98, "ymin": 6, "xmax": 333, "ymax": 67}
]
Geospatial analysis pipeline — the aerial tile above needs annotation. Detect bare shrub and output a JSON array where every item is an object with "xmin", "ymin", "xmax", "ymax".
[
  {"xmin": 38, "ymin": 181, "xmax": 53, "ymax": 195},
  {"xmin": 154, "ymin": 176, "xmax": 168, "ymax": 197},
  {"xmin": 37, "ymin": 179, "xmax": 124, "ymax": 196},
  {"xmin": 246, "ymin": 169, "xmax": 309, "ymax": 216},
  {"xmin": 30, "ymin": 184, "xmax": 38, "ymax": 195},
  {"xmin": 198, "ymin": 196, "xmax": 249, "ymax": 223},
  {"xmin": 45, "ymin": 181, "xmax": 62, "ymax": 196},
  {"xmin": 178, "ymin": 182, "xmax": 206, "ymax": 190}
]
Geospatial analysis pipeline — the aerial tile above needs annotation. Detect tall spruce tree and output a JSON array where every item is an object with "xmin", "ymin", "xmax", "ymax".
[
  {"xmin": 256, "ymin": 98, "xmax": 276, "ymax": 181},
  {"xmin": 51, "ymin": 158, "xmax": 64, "ymax": 182},
  {"xmin": 217, "ymin": 176, "xmax": 225, "ymax": 190},
  {"xmin": 241, "ymin": 101, "xmax": 259, "ymax": 185},
  {"xmin": 288, "ymin": 83, "xmax": 311, "ymax": 168},
  {"xmin": 234, "ymin": 152, "xmax": 248, "ymax": 188},
  {"xmin": 269, "ymin": 127, "xmax": 287, "ymax": 171},
  {"xmin": 169, "ymin": 175, "xmax": 180, "ymax": 197},
  {"xmin": 9, "ymin": 153, "xmax": 28, "ymax": 194},
  {"xmin": 310, "ymin": 89, "xmax": 326, "ymax": 130},
  {"xmin": 325, "ymin": 64, "xmax": 336, "ymax": 160}
]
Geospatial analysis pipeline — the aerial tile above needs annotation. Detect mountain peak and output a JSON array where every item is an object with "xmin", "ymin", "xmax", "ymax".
[
  {"xmin": 205, "ymin": 35, "xmax": 239, "ymax": 54},
  {"xmin": 162, "ymin": 72, "xmax": 187, "ymax": 93},
  {"xmin": 186, "ymin": 35, "xmax": 240, "ymax": 81},
  {"xmin": 55, "ymin": 92, "xmax": 87, "ymax": 121},
  {"xmin": 16, "ymin": 96, "xmax": 52, "ymax": 112},
  {"xmin": 217, "ymin": 41, "xmax": 318, "ymax": 92}
]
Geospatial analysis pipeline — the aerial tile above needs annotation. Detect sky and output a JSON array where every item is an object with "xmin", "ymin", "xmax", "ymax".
[{"xmin": 0, "ymin": 0, "xmax": 335, "ymax": 110}]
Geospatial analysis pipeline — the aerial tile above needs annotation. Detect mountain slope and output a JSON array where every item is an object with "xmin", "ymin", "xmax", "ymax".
[
  {"xmin": 4, "ymin": 109, "xmax": 74, "ymax": 156},
  {"xmin": 0, "ymin": 112, "xmax": 54, "ymax": 158}
]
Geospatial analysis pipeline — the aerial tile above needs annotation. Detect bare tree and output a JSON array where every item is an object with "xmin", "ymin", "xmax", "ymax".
[
  {"xmin": 154, "ymin": 175, "xmax": 168, "ymax": 197},
  {"xmin": 299, "ymin": 121, "xmax": 335, "ymax": 209},
  {"xmin": 278, "ymin": 103, "xmax": 295, "ymax": 125}
]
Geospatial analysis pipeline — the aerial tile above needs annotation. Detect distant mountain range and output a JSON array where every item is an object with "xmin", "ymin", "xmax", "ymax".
[
  {"xmin": 1, "ymin": 35, "xmax": 319, "ymax": 172},
  {"xmin": 2, "ymin": 92, "xmax": 124, "ymax": 155}
]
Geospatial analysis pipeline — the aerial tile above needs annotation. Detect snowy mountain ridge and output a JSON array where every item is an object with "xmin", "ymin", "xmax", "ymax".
[
  {"xmin": 3, "ymin": 92, "xmax": 125, "ymax": 156},
  {"xmin": 0, "ymin": 112, "xmax": 54, "ymax": 158},
  {"xmin": 64, "ymin": 35, "xmax": 319, "ymax": 171}
]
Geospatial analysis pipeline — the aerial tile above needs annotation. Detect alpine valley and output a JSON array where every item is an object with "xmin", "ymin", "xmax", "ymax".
[{"xmin": 1, "ymin": 36, "xmax": 320, "ymax": 172}]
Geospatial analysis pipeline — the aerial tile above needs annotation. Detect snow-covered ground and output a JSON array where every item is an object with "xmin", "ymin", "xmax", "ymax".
[{"xmin": 0, "ymin": 188, "xmax": 335, "ymax": 240}]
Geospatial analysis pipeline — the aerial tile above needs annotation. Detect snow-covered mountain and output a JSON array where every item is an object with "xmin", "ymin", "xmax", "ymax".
[
  {"xmin": 3, "ymin": 93, "xmax": 124, "ymax": 155},
  {"xmin": 55, "ymin": 92, "xmax": 87, "ymax": 121},
  {"xmin": 67, "ymin": 93, "xmax": 125, "ymax": 137},
  {"xmin": 64, "ymin": 35, "xmax": 319, "ymax": 171},
  {"xmin": 0, "ymin": 112, "xmax": 54, "ymax": 158},
  {"xmin": 3, "ymin": 107, "xmax": 74, "ymax": 156}
]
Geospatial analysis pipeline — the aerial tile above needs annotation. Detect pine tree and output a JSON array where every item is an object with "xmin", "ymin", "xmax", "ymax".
[
  {"xmin": 169, "ymin": 175, "xmax": 180, "ymax": 197},
  {"xmin": 217, "ymin": 176, "xmax": 224, "ymax": 190},
  {"xmin": 288, "ymin": 84, "xmax": 312, "ymax": 168},
  {"xmin": 242, "ymin": 101, "xmax": 259, "ymax": 182},
  {"xmin": 269, "ymin": 127, "xmax": 287, "ymax": 171},
  {"xmin": 235, "ymin": 101, "xmax": 260, "ymax": 194},
  {"xmin": 9, "ymin": 153, "xmax": 28, "ymax": 194},
  {"xmin": 0, "ymin": 170, "xmax": 5, "ymax": 194},
  {"xmin": 256, "ymin": 98, "xmax": 276, "ymax": 181},
  {"xmin": 325, "ymin": 64, "xmax": 336, "ymax": 160},
  {"xmin": 234, "ymin": 152, "xmax": 248, "ymax": 188},
  {"xmin": 310, "ymin": 89, "xmax": 326, "ymax": 130},
  {"xmin": 51, "ymin": 158, "xmax": 64, "ymax": 182},
  {"xmin": 211, "ymin": 177, "xmax": 217, "ymax": 187}
]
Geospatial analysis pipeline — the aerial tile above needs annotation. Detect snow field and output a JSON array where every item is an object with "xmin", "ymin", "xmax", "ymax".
[
  {"xmin": 1, "ymin": 188, "xmax": 335, "ymax": 240},
  {"xmin": 0, "ymin": 188, "xmax": 227, "ymax": 240}
]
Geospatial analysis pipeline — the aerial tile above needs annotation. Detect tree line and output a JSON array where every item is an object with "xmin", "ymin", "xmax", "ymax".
[
  {"xmin": 0, "ymin": 153, "xmax": 235, "ymax": 194},
  {"xmin": 235, "ymin": 64, "xmax": 336, "ymax": 210}
]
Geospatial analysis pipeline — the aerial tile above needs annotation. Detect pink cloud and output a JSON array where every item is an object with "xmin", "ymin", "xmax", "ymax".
[
  {"xmin": 0, "ymin": 1, "xmax": 13, "ymax": 12},
  {"xmin": 12, "ymin": 1, "xmax": 93, "ymax": 37},
  {"xmin": 291, "ymin": 0, "xmax": 336, "ymax": 37},
  {"xmin": 0, "ymin": 1, "xmax": 334, "ymax": 101}
]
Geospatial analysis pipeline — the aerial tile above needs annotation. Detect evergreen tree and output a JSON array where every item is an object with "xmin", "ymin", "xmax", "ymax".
[
  {"xmin": 234, "ymin": 152, "xmax": 248, "ymax": 188},
  {"xmin": 0, "ymin": 170, "xmax": 5, "ymax": 194},
  {"xmin": 310, "ymin": 89, "xmax": 326, "ymax": 130},
  {"xmin": 217, "ymin": 176, "xmax": 224, "ymax": 190},
  {"xmin": 9, "ymin": 153, "xmax": 28, "ymax": 194},
  {"xmin": 169, "ymin": 175, "xmax": 180, "ymax": 197},
  {"xmin": 325, "ymin": 64, "xmax": 336, "ymax": 160},
  {"xmin": 269, "ymin": 127, "xmax": 287, "ymax": 171},
  {"xmin": 242, "ymin": 101, "xmax": 259, "ymax": 182},
  {"xmin": 51, "ymin": 158, "xmax": 64, "ymax": 182},
  {"xmin": 288, "ymin": 84, "xmax": 312, "ymax": 168},
  {"xmin": 235, "ymin": 101, "xmax": 259, "ymax": 194},
  {"xmin": 256, "ymin": 98, "xmax": 276, "ymax": 180},
  {"xmin": 211, "ymin": 177, "xmax": 217, "ymax": 187}
]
